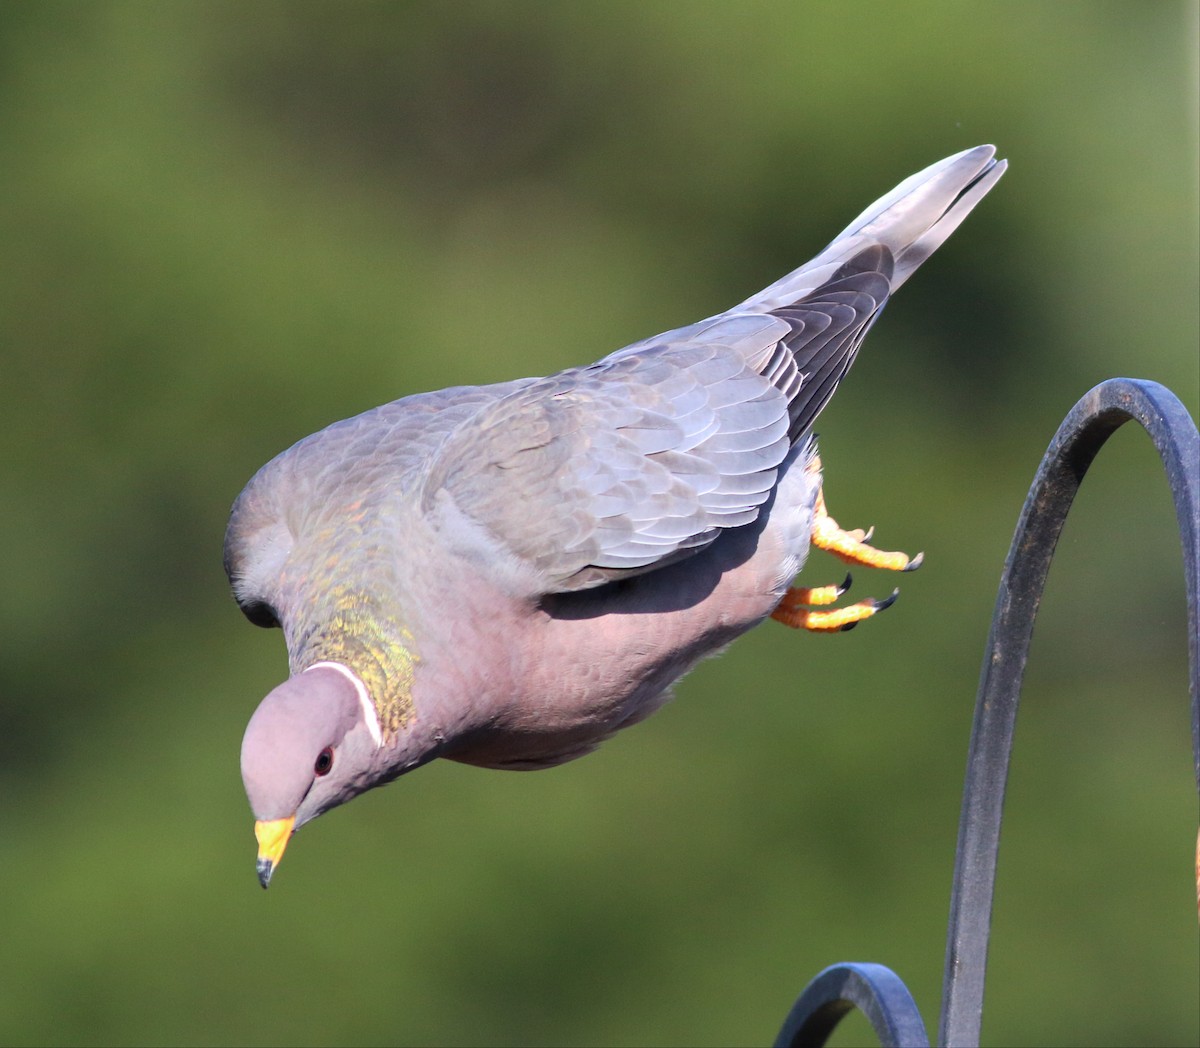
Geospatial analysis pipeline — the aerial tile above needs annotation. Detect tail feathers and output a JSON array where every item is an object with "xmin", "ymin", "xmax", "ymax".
[
  {"xmin": 736, "ymin": 145, "xmax": 1006, "ymax": 313},
  {"xmin": 770, "ymin": 245, "xmax": 895, "ymax": 440}
]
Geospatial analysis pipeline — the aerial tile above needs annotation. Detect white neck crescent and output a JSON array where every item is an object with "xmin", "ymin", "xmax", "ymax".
[{"xmin": 305, "ymin": 661, "xmax": 384, "ymax": 748}]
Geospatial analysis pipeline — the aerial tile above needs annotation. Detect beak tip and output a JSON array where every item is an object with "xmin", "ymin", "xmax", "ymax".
[{"xmin": 253, "ymin": 815, "xmax": 295, "ymax": 890}]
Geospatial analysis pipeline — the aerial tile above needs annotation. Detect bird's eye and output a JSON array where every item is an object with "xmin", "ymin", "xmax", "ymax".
[{"xmin": 314, "ymin": 747, "xmax": 334, "ymax": 776}]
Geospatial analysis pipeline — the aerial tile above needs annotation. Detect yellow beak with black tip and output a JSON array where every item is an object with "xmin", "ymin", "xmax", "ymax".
[{"xmin": 255, "ymin": 816, "xmax": 296, "ymax": 889}]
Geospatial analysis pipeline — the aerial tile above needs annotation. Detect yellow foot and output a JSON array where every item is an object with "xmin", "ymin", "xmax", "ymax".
[
  {"xmin": 810, "ymin": 484, "xmax": 923, "ymax": 572},
  {"xmin": 787, "ymin": 571, "xmax": 852, "ymax": 607},
  {"xmin": 772, "ymin": 580, "xmax": 898, "ymax": 633},
  {"xmin": 804, "ymin": 453, "xmax": 923, "ymax": 572},
  {"xmin": 770, "ymin": 454, "xmax": 922, "ymax": 634}
]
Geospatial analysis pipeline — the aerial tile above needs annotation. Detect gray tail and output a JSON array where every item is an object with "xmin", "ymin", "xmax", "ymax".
[
  {"xmin": 736, "ymin": 145, "xmax": 1006, "ymax": 314},
  {"xmin": 751, "ymin": 146, "xmax": 1006, "ymax": 440}
]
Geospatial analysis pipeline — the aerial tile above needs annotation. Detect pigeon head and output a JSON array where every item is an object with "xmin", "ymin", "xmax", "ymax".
[{"xmin": 240, "ymin": 663, "xmax": 382, "ymax": 888}]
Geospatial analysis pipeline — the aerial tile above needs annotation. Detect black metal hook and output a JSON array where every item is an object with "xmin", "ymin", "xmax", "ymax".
[
  {"xmin": 774, "ymin": 378, "xmax": 1200, "ymax": 1047},
  {"xmin": 939, "ymin": 377, "xmax": 1199, "ymax": 1045},
  {"xmin": 774, "ymin": 963, "xmax": 929, "ymax": 1047}
]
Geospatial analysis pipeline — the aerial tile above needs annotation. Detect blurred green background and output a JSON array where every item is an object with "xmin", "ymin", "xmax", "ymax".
[{"xmin": 1, "ymin": 2, "xmax": 1197, "ymax": 1045}]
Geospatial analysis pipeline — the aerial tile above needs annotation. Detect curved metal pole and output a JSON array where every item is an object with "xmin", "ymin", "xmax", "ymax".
[
  {"xmin": 774, "ymin": 963, "xmax": 930, "ymax": 1047},
  {"xmin": 938, "ymin": 378, "xmax": 1200, "ymax": 1046}
]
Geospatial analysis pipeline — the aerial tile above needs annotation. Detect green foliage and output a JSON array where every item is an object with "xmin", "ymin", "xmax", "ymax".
[{"xmin": 0, "ymin": 2, "xmax": 1196, "ymax": 1045}]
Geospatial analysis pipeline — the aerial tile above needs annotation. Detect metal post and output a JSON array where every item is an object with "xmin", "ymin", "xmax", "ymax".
[{"xmin": 772, "ymin": 378, "xmax": 1199, "ymax": 1047}]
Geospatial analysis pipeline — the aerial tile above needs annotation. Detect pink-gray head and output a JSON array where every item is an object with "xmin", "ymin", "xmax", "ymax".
[{"xmin": 240, "ymin": 665, "xmax": 381, "ymax": 887}]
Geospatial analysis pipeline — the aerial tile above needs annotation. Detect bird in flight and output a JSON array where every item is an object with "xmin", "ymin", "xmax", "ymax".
[{"xmin": 227, "ymin": 145, "xmax": 1006, "ymax": 887}]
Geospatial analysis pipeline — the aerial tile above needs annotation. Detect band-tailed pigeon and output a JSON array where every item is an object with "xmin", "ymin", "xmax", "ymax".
[{"xmin": 228, "ymin": 145, "xmax": 1006, "ymax": 886}]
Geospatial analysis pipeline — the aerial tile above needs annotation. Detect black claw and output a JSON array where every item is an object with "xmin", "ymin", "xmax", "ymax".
[
  {"xmin": 839, "ymin": 620, "xmax": 858, "ymax": 632},
  {"xmin": 839, "ymin": 572, "xmax": 853, "ymax": 595},
  {"xmin": 874, "ymin": 588, "xmax": 900, "ymax": 613},
  {"xmin": 902, "ymin": 551, "xmax": 925, "ymax": 573}
]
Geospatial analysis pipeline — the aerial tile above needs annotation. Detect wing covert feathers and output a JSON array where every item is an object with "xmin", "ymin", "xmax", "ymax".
[{"xmin": 230, "ymin": 147, "xmax": 1004, "ymax": 604}]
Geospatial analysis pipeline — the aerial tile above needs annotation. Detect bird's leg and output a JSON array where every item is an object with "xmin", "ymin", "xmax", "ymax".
[
  {"xmin": 807, "ymin": 483, "xmax": 923, "ymax": 573},
  {"xmin": 771, "ymin": 455, "xmax": 922, "ymax": 633},
  {"xmin": 771, "ymin": 581, "xmax": 898, "ymax": 633}
]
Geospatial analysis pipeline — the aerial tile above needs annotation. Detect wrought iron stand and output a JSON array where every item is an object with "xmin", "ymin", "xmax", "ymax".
[{"xmin": 773, "ymin": 378, "xmax": 1200, "ymax": 1048}]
